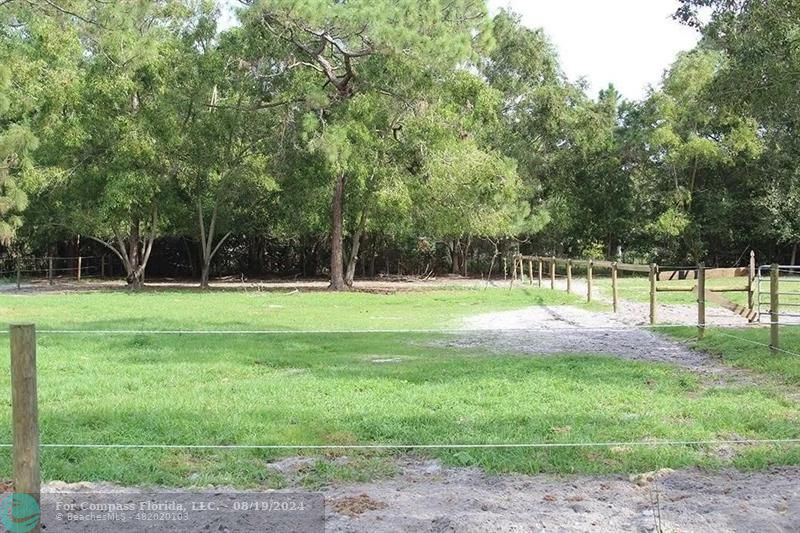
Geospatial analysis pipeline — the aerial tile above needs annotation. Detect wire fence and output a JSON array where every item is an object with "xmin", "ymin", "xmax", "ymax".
[{"xmin": 0, "ymin": 255, "xmax": 107, "ymax": 284}]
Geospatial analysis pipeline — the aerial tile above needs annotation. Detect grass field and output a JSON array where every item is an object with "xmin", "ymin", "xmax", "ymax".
[
  {"xmin": 664, "ymin": 325, "xmax": 800, "ymax": 383},
  {"xmin": 594, "ymin": 272, "xmax": 800, "ymax": 309},
  {"xmin": 0, "ymin": 287, "xmax": 584, "ymax": 331},
  {"xmin": 1, "ymin": 288, "xmax": 799, "ymax": 488}
]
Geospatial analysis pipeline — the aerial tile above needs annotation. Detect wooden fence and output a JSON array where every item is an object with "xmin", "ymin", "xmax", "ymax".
[
  {"xmin": 0, "ymin": 255, "xmax": 106, "ymax": 289},
  {"xmin": 511, "ymin": 252, "xmax": 768, "ymax": 342}
]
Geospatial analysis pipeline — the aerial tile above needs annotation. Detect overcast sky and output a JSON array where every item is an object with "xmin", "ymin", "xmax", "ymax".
[
  {"xmin": 489, "ymin": 0, "xmax": 701, "ymax": 100},
  {"xmin": 221, "ymin": 1, "xmax": 702, "ymax": 102}
]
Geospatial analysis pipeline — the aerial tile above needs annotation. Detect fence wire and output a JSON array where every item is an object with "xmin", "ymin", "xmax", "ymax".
[{"xmin": 1, "ymin": 439, "xmax": 799, "ymax": 451}]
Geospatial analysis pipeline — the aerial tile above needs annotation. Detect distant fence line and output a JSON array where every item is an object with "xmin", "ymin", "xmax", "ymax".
[
  {"xmin": 509, "ymin": 252, "xmax": 795, "ymax": 352},
  {"xmin": 0, "ymin": 255, "xmax": 111, "ymax": 288}
]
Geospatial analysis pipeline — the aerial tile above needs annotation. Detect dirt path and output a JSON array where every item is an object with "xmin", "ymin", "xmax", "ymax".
[
  {"xmin": 41, "ymin": 460, "xmax": 800, "ymax": 532},
  {"xmin": 448, "ymin": 305, "xmax": 758, "ymax": 386},
  {"xmin": 322, "ymin": 459, "xmax": 800, "ymax": 533}
]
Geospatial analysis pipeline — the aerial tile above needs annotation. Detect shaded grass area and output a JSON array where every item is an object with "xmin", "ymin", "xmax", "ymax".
[
  {"xmin": 0, "ymin": 287, "xmax": 585, "ymax": 331},
  {"xmin": 0, "ymin": 332, "xmax": 798, "ymax": 487},
  {"xmin": 663, "ymin": 325, "xmax": 800, "ymax": 383}
]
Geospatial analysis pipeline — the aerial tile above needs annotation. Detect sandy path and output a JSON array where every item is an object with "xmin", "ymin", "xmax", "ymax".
[
  {"xmin": 449, "ymin": 305, "xmax": 758, "ymax": 385},
  {"xmin": 41, "ymin": 460, "xmax": 800, "ymax": 532},
  {"xmin": 322, "ymin": 459, "xmax": 800, "ymax": 533}
]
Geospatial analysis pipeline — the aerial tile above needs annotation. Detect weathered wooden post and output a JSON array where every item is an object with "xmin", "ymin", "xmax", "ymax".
[
  {"xmin": 528, "ymin": 259, "xmax": 534, "ymax": 286},
  {"xmin": 512, "ymin": 256, "xmax": 518, "ymax": 282},
  {"xmin": 649, "ymin": 263, "xmax": 658, "ymax": 326},
  {"xmin": 503, "ymin": 257, "xmax": 508, "ymax": 281},
  {"xmin": 10, "ymin": 324, "xmax": 40, "ymax": 533},
  {"xmin": 587, "ymin": 260, "xmax": 593, "ymax": 303},
  {"xmin": 747, "ymin": 250, "xmax": 756, "ymax": 314},
  {"xmin": 697, "ymin": 262, "xmax": 706, "ymax": 340},
  {"xmin": 16, "ymin": 262, "xmax": 21, "ymax": 290},
  {"xmin": 612, "ymin": 262, "xmax": 619, "ymax": 313},
  {"xmin": 537, "ymin": 258, "xmax": 543, "ymax": 288},
  {"xmin": 76, "ymin": 255, "xmax": 82, "ymax": 281},
  {"xmin": 550, "ymin": 256, "xmax": 556, "ymax": 290},
  {"xmin": 48, "ymin": 257, "xmax": 53, "ymax": 286},
  {"xmin": 101, "ymin": 255, "xmax": 106, "ymax": 278},
  {"xmin": 771, "ymin": 263, "xmax": 779, "ymax": 351},
  {"xmin": 566, "ymin": 260, "xmax": 572, "ymax": 293}
]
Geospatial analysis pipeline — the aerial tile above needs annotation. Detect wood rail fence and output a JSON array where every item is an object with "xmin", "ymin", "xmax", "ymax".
[{"xmin": 510, "ymin": 252, "xmax": 761, "ymax": 336}]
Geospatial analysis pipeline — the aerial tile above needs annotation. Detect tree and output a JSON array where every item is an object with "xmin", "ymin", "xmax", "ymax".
[
  {"xmin": 0, "ymin": 63, "xmax": 31, "ymax": 247},
  {"xmin": 627, "ymin": 50, "xmax": 761, "ymax": 261},
  {"xmin": 676, "ymin": 0, "xmax": 800, "ymax": 260},
  {"xmin": 242, "ymin": 0, "xmax": 493, "ymax": 289},
  {"xmin": 170, "ymin": 12, "xmax": 279, "ymax": 288},
  {"xmin": 34, "ymin": 1, "xmax": 201, "ymax": 288}
]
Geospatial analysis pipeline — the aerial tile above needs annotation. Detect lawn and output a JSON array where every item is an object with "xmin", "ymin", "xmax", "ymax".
[
  {"xmin": 1, "ymin": 288, "xmax": 799, "ymax": 488},
  {"xmin": 0, "ymin": 287, "xmax": 583, "ymax": 331},
  {"xmin": 663, "ymin": 325, "xmax": 800, "ymax": 383},
  {"xmin": 594, "ymin": 275, "xmax": 752, "ymax": 306},
  {"xmin": 594, "ymin": 272, "xmax": 800, "ymax": 310}
]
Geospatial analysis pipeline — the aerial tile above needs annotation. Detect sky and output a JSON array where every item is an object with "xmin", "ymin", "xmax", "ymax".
[
  {"xmin": 220, "ymin": 0, "xmax": 702, "ymax": 102},
  {"xmin": 489, "ymin": 0, "xmax": 701, "ymax": 100}
]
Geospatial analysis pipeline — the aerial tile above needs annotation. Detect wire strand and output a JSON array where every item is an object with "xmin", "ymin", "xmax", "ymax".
[
  {"xmin": 711, "ymin": 330, "xmax": 800, "ymax": 358},
  {"xmin": 0, "ymin": 438, "xmax": 798, "ymax": 450},
  {"xmin": 0, "ymin": 323, "xmax": 783, "ymax": 336}
]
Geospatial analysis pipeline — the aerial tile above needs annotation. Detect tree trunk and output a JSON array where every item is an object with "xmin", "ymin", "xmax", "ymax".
[
  {"xmin": 200, "ymin": 264, "xmax": 210, "ymax": 288},
  {"xmin": 329, "ymin": 173, "xmax": 347, "ymax": 290},
  {"xmin": 345, "ymin": 209, "xmax": 368, "ymax": 286},
  {"xmin": 197, "ymin": 201, "xmax": 231, "ymax": 290},
  {"xmin": 792, "ymin": 242, "xmax": 798, "ymax": 266},
  {"xmin": 462, "ymin": 237, "xmax": 471, "ymax": 277},
  {"xmin": 86, "ymin": 208, "xmax": 157, "ymax": 291}
]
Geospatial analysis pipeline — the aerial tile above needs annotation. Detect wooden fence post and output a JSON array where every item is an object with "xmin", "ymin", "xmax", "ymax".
[
  {"xmin": 528, "ymin": 259, "xmax": 533, "ymax": 286},
  {"xmin": 587, "ymin": 260, "xmax": 593, "ymax": 303},
  {"xmin": 612, "ymin": 262, "xmax": 619, "ymax": 313},
  {"xmin": 566, "ymin": 260, "xmax": 572, "ymax": 293},
  {"xmin": 649, "ymin": 263, "xmax": 658, "ymax": 326},
  {"xmin": 503, "ymin": 257, "xmax": 507, "ymax": 281},
  {"xmin": 697, "ymin": 262, "xmax": 706, "ymax": 340},
  {"xmin": 101, "ymin": 255, "xmax": 106, "ymax": 278},
  {"xmin": 10, "ymin": 324, "xmax": 40, "ymax": 533},
  {"xmin": 748, "ymin": 250, "xmax": 756, "ymax": 314},
  {"xmin": 518, "ymin": 256, "xmax": 524, "ymax": 281},
  {"xmin": 771, "ymin": 263, "xmax": 779, "ymax": 351},
  {"xmin": 537, "ymin": 258, "xmax": 543, "ymax": 288},
  {"xmin": 16, "ymin": 262, "xmax": 21, "ymax": 290},
  {"xmin": 550, "ymin": 257, "xmax": 556, "ymax": 290},
  {"xmin": 48, "ymin": 257, "xmax": 53, "ymax": 286},
  {"xmin": 76, "ymin": 255, "xmax": 82, "ymax": 281}
]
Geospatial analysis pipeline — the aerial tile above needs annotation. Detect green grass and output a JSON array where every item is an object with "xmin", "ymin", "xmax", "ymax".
[
  {"xmin": 594, "ymin": 272, "xmax": 800, "ymax": 309},
  {"xmin": 594, "ymin": 275, "xmax": 752, "ymax": 306},
  {"xmin": 0, "ymin": 287, "xmax": 584, "ymax": 331},
  {"xmin": 1, "ymin": 288, "xmax": 799, "ymax": 487},
  {"xmin": 663, "ymin": 326, "xmax": 800, "ymax": 383}
]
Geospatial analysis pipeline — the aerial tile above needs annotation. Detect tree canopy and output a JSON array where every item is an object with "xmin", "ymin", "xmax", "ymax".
[{"xmin": 1, "ymin": 0, "xmax": 798, "ymax": 287}]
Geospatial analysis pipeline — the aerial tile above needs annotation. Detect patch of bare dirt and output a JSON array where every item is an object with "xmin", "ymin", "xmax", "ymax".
[
  {"xmin": 40, "ymin": 460, "xmax": 800, "ymax": 532},
  {"xmin": 331, "ymin": 494, "xmax": 387, "ymax": 517},
  {"xmin": 448, "ymin": 305, "xmax": 758, "ymax": 386},
  {"xmin": 322, "ymin": 458, "xmax": 800, "ymax": 532}
]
